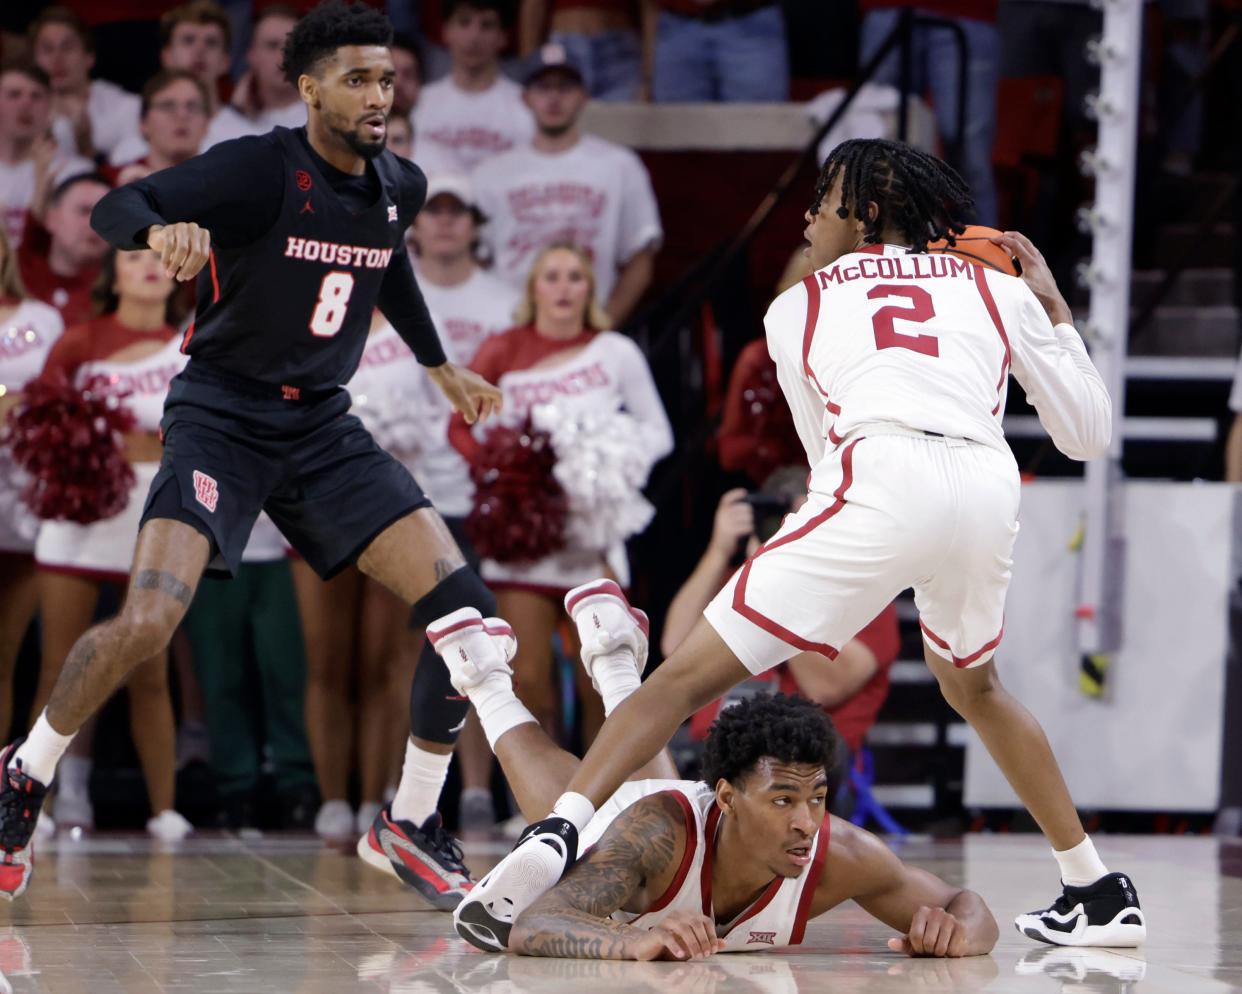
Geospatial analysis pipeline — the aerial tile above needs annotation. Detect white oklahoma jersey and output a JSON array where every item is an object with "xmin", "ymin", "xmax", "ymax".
[
  {"xmin": 578, "ymin": 779, "xmax": 829, "ymax": 952},
  {"xmin": 703, "ymin": 243, "xmax": 1111, "ymax": 671}
]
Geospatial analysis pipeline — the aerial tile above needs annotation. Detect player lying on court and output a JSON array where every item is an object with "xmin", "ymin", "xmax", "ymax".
[
  {"xmin": 453, "ymin": 138, "xmax": 1146, "ymax": 951},
  {"xmin": 428, "ymin": 583, "xmax": 998, "ymax": 959}
]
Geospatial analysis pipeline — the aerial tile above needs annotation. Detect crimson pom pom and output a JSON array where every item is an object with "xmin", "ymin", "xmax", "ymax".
[
  {"xmin": 5, "ymin": 371, "xmax": 137, "ymax": 524},
  {"xmin": 466, "ymin": 417, "xmax": 568, "ymax": 564},
  {"xmin": 742, "ymin": 361, "xmax": 805, "ymax": 485}
]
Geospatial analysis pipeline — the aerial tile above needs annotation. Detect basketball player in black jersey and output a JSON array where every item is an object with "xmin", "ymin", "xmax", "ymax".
[{"xmin": 0, "ymin": 1, "xmax": 500, "ymax": 908}]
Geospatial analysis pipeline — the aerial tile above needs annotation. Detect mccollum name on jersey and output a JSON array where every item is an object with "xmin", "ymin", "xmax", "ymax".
[{"xmin": 819, "ymin": 253, "xmax": 976, "ymax": 286}]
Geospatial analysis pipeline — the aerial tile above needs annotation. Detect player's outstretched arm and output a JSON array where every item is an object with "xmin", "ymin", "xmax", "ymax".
[
  {"xmin": 511, "ymin": 792, "xmax": 723, "ymax": 961},
  {"xmin": 831, "ymin": 821, "xmax": 998, "ymax": 957}
]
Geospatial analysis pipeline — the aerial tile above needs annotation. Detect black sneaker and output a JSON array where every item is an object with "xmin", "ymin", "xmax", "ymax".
[
  {"xmin": 0, "ymin": 741, "xmax": 48, "ymax": 901},
  {"xmin": 1015, "ymin": 872, "xmax": 1147, "ymax": 946},
  {"xmin": 452, "ymin": 815, "xmax": 577, "ymax": 952},
  {"xmin": 357, "ymin": 804, "xmax": 472, "ymax": 911}
]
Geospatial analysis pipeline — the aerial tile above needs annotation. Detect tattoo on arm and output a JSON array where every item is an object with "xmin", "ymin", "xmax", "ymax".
[
  {"xmin": 132, "ymin": 569, "xmax": 193, "ymax": 607},
  {"xmin": 514, "ymin": 792, "xmax": 683, "ymax": 959}
]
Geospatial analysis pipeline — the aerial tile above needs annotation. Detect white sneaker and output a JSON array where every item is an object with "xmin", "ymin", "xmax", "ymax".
[
  {"xmin": 147, "ymin": 809, "xmax": 192, "ymax": 841},
  {"xmin": 316, "ymin": 799, "xmax": 355, "ymax": 838},
  {"xmin": 355, "ymin": 801, "xmax": 382, "ymax": 836},
  {"xmin": 563, "ymin": 579, "xmax": 649, "ymax": 686},
  {"xmin": 427, "ymin": 608, "xmax": 517, "ymax": 695}
]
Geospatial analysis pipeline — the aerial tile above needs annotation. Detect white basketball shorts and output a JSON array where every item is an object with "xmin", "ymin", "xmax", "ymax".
[{"xmin": 704, "ymin": 429, "xmax": 1021, "ymax": 673}]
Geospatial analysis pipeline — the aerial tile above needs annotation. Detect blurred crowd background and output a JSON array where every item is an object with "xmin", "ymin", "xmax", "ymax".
[{"xmin": 0, "ymin": 0, "xmax": 1238, "ymax": 841}]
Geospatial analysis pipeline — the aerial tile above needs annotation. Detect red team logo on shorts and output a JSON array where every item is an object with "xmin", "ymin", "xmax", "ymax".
[
  {"xmin": 295, "ymin": 170, "xmax": 312, "ymax": 192},
  {"xmin": 192, "ymin": 471, "xmax": 219, "ymax": 513}
]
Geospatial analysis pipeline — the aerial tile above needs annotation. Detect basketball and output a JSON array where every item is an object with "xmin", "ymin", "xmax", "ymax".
[{"xmin": 927, "ymin": 225, "xmax": 1022, "ymax": 277}]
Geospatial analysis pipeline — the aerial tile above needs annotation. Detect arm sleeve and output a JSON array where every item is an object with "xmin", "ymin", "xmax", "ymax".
[
  {"xmin": 446, "ymin": 335, "xmax": 507, "ymax": 463},
  {"xmin": 376, "ymin": 249, "xmax": 448, "ymax": 368},
  {"xmin": 37, "ymin": 325, "xmax": 89, "ymax": 385},
  {"xmin": 89, "ymin": 135, "xmax": 285, "ymax": 250},
  {"xmin": 616, "ymin": 149, "xmax": 663, "ymax": 263},
  {"xmin": 765, "ymin": 286, "xmax": 828, "ymax": 469},
  {"xmin": 1007, "ymin": 283, "xmax": 1112, "ymax": 461},
  {"xmin": 613, "ymin": 335, "xmax": 674, "ymax": 467}
]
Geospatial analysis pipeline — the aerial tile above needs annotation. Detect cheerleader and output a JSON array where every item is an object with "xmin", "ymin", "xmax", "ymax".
[
  {"xmin": 32, "ymin": 248, "xmax": 191, "ymax": 839},
  {"xmin": 0, "ymin": 225, "xmax": 65, "ymax": 742},
  {"xmin": 449, "ymin": 242, "xmax": 672, "ymax": 742}
]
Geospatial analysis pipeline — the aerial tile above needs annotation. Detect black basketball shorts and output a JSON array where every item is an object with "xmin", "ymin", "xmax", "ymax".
[{"xmin": 141, "ymin": 363, "xmax": 431, "ymax": 578}]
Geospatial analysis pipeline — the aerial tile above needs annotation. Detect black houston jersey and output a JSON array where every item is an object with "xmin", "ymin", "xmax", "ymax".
[{"xmin": 182, "ymin": 128, "xmax": 421, "ymax": 389}]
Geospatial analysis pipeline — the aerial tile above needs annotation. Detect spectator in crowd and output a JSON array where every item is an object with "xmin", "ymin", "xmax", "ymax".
[
  {"xmin": 18, "ymin": 172, "xmax": 110, "ymax": 327},
  {"xmin": 1225, "ymin": 354, "xmax": 1242, "ymax": 482},
  {"xmin": 0, "ymin": 223, "xmax": 65, "ymax": 742},
  {"xmin": 408, "ymin": 173, "xmax": 520, "ymax": 827},
  {"xmin": 229, "ymin": 5, "xmax": 303, "ymax": 132},
  {"xmin": 663, "ymin": 482, "xmax": 900, "ymax": 803},
  {"xmin": 115, "ymin": 70, "xmax": 212, "ymax": 186},
  {"xmin": 413, "ymin": 0, "xmax": 535, "ymax": 174},
  {"xmin": 391, "ymin": 32, "xmax": 422, "ymax": 118},
  {"xmin": 473, "ymin": 46, "xmax": 661, "ymax": 326},
  {"xmin": 0, "ymin": 61, "xmax": 92, "ymax": 249},
  {"xmin": 31, "ymin": 247, "xmax": 191, "ymax": 840},
  {"xmin": 518, "ymin": 0, "xmax": 642, "ymax": 101},
  {"xmin": 182, "ymin": 515, "xmax": 317, "ymax": 830},
  {"xmin": 387, "ymin": 110, "xmax": 414, "ymax": 160},
  {"xmin": 645, "ymin": 0, "xmax": 790, "ymax": 102},
  {"xmin": 858, "ymin": 0, "xmax": 999, "ymax": 226},
  {"xmin": 29, "ymin": 7, "xmax": 142, "ymax": 168},
  {"xmin": 114, "ymin": 0, "xmax": 251, "ymax": 163},
  {"xmin": 449, "ymin": 243, "xmax": 673, "ymax": 742}
]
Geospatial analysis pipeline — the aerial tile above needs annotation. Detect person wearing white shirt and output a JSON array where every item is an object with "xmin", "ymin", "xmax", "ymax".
[
  {"xmin": 413, "ymin": 0, "xmax": 535, "ymax": 174},
  {"xmin": 112, "ymin": 0, "xmax": 255, "ymax": 165},
  {"xmin": 29, "ymin": 7, "xmax": 142, "ymax": 168},
  {"xmin": 115, "ymin": 71, "xmax": 212, "ymax": 187},
  {"xmin": 472, "ymin": 43, "xmax": 662, "ymax": 326},
  {"xmin": 0, "ymin": 63, "xmax": 92, "ymax": 250},
  {"xmin": 229, "ymin": 6, "xmax": 305, "ymax": 134}
]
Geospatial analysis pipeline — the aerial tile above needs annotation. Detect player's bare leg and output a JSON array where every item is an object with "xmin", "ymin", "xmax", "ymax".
[
  {"xmin": 926, "ymin": 646, "xmax": 1145, "ymax": 946},
  {"xmin": 451, "ymin": 612, "xmax": 740, "ymax": 950},
  {"xmin": 0, "ymin": 518, "xmax": 207, "ymax": 898},
  {"xmin": 353, "ymin": 507, "xmax": 498, "ymax": 909},
  {"xmin": 126, "ymin": 650, "xmax": 190, "ymax": 839}
]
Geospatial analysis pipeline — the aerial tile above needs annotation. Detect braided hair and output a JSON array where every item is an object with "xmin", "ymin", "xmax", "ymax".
[{"xmin": 810, "ymin": 139, "xmax": 975, "ymax": 253}]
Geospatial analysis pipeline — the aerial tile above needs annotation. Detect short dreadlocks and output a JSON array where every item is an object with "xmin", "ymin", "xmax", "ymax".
[
  {"xmin": 281, "ymin": 0, "xmax": 392, "ymax": 87},
  {"xmin": 811, "ymin": 138, "xmax": 975, "ymax": 253},
  {"xmin": 702, "ymin": 693, "xmax": 838, "ymax": 788}
]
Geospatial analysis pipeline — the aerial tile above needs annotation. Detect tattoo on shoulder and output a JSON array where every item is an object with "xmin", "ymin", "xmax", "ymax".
[{"xmin": 132, "ymin": 569, "xmax": 193, "ymax": 607}]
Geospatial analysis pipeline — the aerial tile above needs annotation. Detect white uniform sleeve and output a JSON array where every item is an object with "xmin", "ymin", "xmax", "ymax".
[
  {"xmin": 616, "ymin": 147, "xmax": 663, "ymax": 263},
  {"xmin": 1007, "ymin": 285, "xmax": 1112, "ymax": 461},
  {"xmin": 765, "ymin": 285, "xmax": 828, "ymax": 469},
  {"xmin": 611, "ymin": 334, "xmax": 674, "ymax": 467}
]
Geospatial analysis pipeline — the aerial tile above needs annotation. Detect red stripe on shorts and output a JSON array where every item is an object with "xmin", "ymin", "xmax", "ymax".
[
  {"xmin": 920, "ymin": 618, "xmax": 1005, "ymax": 668},
  {"xmin": 730, "ymin": 438, "xmax": 863, "ymax": 659}
]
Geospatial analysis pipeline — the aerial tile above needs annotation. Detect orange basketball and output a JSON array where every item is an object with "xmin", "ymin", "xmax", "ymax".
[{"xmin": 927, "ymin": 225, "xmax": 1021, "ymax": 277}]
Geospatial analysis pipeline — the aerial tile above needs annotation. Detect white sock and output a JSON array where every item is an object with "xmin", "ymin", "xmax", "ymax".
[
  {"xmin": 14, "ymin": 711, "xmax": 75, "ymax": 785},
  {"xmin": 589, "ymin": 651, "xmax": 642, "ymax": 716},
  {"xmin": 464, "ymin": 672, "xmax": 536, "ymax": 750},
  {"xmin": 390, "ymin": 741, "xmax": 452, "ymax": 826},
  {"xmin": 551, "ymin": 791, "xmax": 595, "ymax": 833},
  {"xmin": 1054, "ymin": 835, "xmax": 1110, "ymax": 887}
]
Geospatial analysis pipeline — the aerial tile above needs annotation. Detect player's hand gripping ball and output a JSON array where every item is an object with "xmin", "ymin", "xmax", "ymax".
[
  {"xmin": 428, "ymin": 362, "xmax": 502, "ymax": 425},
  {"xmin": 927, "ymin": 225, "xmax": 1020, "ymax": 276},
  {"xmin": 146, "ymin": 222, "xmax": 212, "ymax": 282}
]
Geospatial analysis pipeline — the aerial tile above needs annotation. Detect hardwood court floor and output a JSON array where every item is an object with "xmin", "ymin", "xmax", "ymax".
[{"xmin": 0, "ymin": 832, "xmax": 1235, "ymax": 993}]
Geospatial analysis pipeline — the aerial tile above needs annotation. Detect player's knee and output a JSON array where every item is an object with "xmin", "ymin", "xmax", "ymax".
[
  {"xmin": 935, "ymin": 662, "xmax": 1001, "ymax": 715},
  {"xmin": 409, "ymin": 566, "xmax": 495, "ymax": 628}
]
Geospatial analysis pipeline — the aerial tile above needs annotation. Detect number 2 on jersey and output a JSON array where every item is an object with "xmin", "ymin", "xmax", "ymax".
[
  {"xmin": 309, "ymin": 271, "xmax": 355, "ymax": 337},
  {"xmin": 867, "ymin": 284, "xmax": 939, "ymax": 357}
]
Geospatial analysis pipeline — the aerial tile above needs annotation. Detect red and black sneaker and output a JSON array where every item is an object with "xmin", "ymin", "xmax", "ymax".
[
  {"xmin": 0, "ymin": 741, "xmax": 48, "ymax": 901},
  {"xmin": 357, "ymin": 804, "xmax": 472, "ymax": 911}
]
